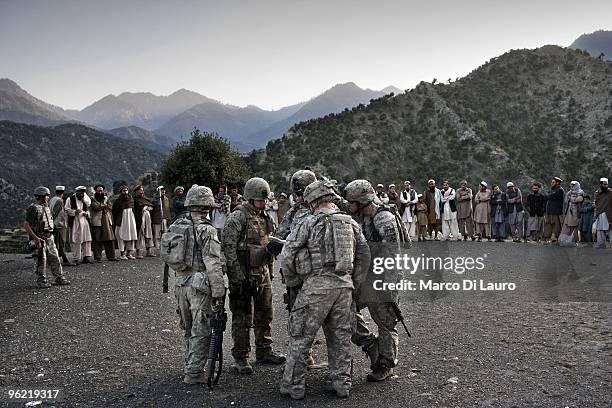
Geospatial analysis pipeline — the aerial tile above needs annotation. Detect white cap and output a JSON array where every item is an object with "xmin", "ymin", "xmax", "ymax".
[
  {"xmin": 75, "ymin": 185, "xmax": 87, "ymax": 192},
  {"xmin": 601, "ymin": 177, "xmax": 609, "ymax": 183},
  {"xmin": 428, "ymin": 179, "xmax": 435, "ymax": 184},
  {"xmin": 376, "ymin": 183, "xmax": 384, "ymax": 188},
  {"xmin": 157, "ymin": 185, "xmax": 165, "ymax": 190},
  {"xmin": 55, "ymin": 185, "xmax": 65, "ymax": 191},
  {"xmin": 506, "ymin": 182, "xmax": 514, "ymax": 187},
  {"xmin": 388, "ymin": 184, "xmax": 395, "ymax": 188},
  {"xmin": 480, "ymin": 181, "xmax": 488, "ymax": 187},
  {"xmin": 570, "ymin": 180, "xmax": 578, "ymax": 185}
]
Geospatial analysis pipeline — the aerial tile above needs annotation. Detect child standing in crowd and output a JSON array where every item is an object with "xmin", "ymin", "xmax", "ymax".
[{"xmin": 416, "ymin": 194, "xmax": 428, "ymax": 242}]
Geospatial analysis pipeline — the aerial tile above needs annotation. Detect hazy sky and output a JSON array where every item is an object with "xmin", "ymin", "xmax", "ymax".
[{"xmin": 1, "ymin": 0, "xmax": 610, "ymax": 110}]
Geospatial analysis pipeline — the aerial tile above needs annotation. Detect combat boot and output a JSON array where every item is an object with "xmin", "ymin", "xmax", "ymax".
[
  {"xmin": 53, "ymin": 277, "xmax": 71, "ymax": 285},
  {"xmin": 183, "ymin": 374, "xmax": 206, "ymax": 384},
  {"xmin": 232, "ymin": 358, "xmax": 254, "ymax": 374},
  {"xmin": 280, "ymin": 383, "xmax": 305, "ymax": 400},
  {"xmin": 367, "ymin": 365, "xmax": 393, "ymax": 382},
  {"xmin": 256, "ymin": 351, "xmax": 286, "ymax": 365},
  {"xmin": 37, "ymin": 281, "xmax": 52, "ymax": 289}
]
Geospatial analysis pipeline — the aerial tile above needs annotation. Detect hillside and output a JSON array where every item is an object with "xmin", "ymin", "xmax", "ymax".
[
  {"xmin": 107, "ymin": 125, "xmax": 174, "ymax": 152},
  {"xmin": 249, "ymin": 46, "xmax": 612, "ymax": 193},
  {"xmin": 245, "ymin": 82, "xmax": 396, "ymax": 150},
  {"xmin": 0, "ymin": 121, "xmax": 164, "ymax": 227},
  {"xmin": 570, "ymin": 30, "xmax": 612, "ymax": 61}
]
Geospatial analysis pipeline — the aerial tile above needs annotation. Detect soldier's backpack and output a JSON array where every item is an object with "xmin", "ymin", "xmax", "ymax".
[
  {"xmin": 374, "ymin": 204, "xmax": 412, "ymax": 249},
  {"xmin": 161, "ymin": 218, "xmax": 199, "ymax": 273}
]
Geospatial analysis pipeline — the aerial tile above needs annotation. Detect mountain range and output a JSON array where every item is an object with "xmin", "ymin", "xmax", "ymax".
[
  {"xmin": 569, "ymin": 30, "xmax": 612, "ymax": 61},
  {"xmin": 249, "ymin": 45, "xmax": 612, "ymax": 194},
  {"xmin": 0, "ymin": 121, "xmax": 164, "ymax": 227},
  {"xmin": 0, "ymin": 78, "xmax": 399, "ymax": 151}
]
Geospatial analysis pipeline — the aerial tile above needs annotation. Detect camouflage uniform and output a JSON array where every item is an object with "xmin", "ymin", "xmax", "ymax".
[
  {"xmin": 222, "ymin": 201, "xmax": 277, "ymax": 362},
  {"xmin": 24, "ymin": 187, "xmax": 69, "ymax": 287},
  {"xmin": 173, "ymin": 185, "xmax": 226, "ymax": 384},
  {"xmin": 352, "ymin": 207, "xmax": 402, "ymax": 370},
  {"xmin": 280, "ymin": 202, "xmax": 370, "ymax": 399}
]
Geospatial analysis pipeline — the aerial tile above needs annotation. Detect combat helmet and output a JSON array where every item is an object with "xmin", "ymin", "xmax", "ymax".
[
  {"xmin": 184, "ymin": 184, "xmax": 214, "ymax": 208},
  {"xmin": 303, "ymin": 180, "xmax": 337, "ymax": 204},
  {"xmin": 344, "ymin": 180, "xmax": 375, "ymax": 204},
  {"xmin": 33, "ymin": 186, "xmax": 51, "ymax": 196},
  {"xmin": 243, "ymin": 177, "xmax": 271, "ymax": 201},
  {"xmin": 290, "ymin": 170, "xmax": 317, "ymax": 194}
]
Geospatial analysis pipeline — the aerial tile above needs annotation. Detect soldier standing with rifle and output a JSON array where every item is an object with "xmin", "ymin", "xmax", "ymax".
[
  {"xmin": 345, "ymin": 179, "xmax": 409, "ymax": 382},
  {"xmin": 162, "ymin": 184, "xmax": 226, "ymax": 384},
  {"xmin": 222, "ymin": 177, "xmax": 286, "ymax": 375},
  {"xmin": 23, "ymin": 186, "xmax": 71, "ymax": 288}
]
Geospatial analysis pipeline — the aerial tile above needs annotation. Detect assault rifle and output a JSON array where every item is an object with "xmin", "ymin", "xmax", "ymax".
[
  {"xmin": 207, "ymin": 306, "xmax": 228, "ymax": 388},
  {"xmin": 389, "ymin": 302, "xmax": 411, "ymax": 337}
]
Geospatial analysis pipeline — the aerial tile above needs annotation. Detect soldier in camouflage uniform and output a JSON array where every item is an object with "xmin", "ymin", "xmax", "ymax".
[
  {"xmin": 345, "ymin": 179, "xmax": 404, "ymax": 382},
  {"xmin": 265, "ymin": 169, "xmax": 317, "ymax": 365},
  {"xmin": 23, "ymin": 186, "xmax": 71, "ymax": 289},
  {"xmin": 222, "ymin": 177, "xmax": 285, "ymax": 374},
  {"xmin": 172, "ymin": 184, "xmax": 226, "ymax": 384},
  {"xmin": 280, "ymin": 180, "xmax": 370, "ymax": 400}
]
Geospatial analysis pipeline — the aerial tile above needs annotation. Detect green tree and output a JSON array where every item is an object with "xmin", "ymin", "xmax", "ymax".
[{"xmin": 161, "ymin": 128, "xmax": 249, "ymax": 190}]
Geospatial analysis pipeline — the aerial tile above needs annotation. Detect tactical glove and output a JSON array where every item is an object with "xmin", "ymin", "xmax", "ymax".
[{"xmin": 265, "ymin": 240, "xmax": 284, "ymax": 257}]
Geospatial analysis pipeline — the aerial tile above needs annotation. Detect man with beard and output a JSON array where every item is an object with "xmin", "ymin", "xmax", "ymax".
[
  {"xmin": 211, "ymin": 184, "xmax": 231, "ymax": 236},
  {"xmin": 525, "ymin": 181, "xmax": 546, "ymax": 242},
  {"xmin": 133, "ymin": 185, "xmax": 154, "ymax": 259},
  {"xmin": 172, "ymin": 186, "xmax": 187, "ymax": 220},
  {"xmin": 90, "ymin": 184, "xmax": 117, "ymax": 262},
  {"xmin": 423, "ymin": 179, "xmax": 441, "ymax": 240},
  {"xmin": 561, "ymin": 181, "xmax": 584, "ymax": 241},
  {"xmin": 374, "ymin": 184, "xmax": 389, "ymax": 205},
  {"xmin": 48, "ymin": 185, "xmax": 75, "ymax": 266},
  {"xmin": 399, "ymin": 181, "xmax": 418, "ymax": 239},
  {"xmin": 229, "ymin": 186, "xmax": 244, "ymax": 211},
  {"xmin": 277, "ymin": 193, "xmax": 290, "ymax": 222},
  {"xmin": 112, "ymin": 185, "xmax": 138, "ymax": 260},
  {"xmin": 474, "ymin": 182, "xmax": 491, "ymax": 241},
  {"xmin": 440, "ymin": 180, "xmax": 459, "ymax": 240},
  {"xmin": 543, "ymin": 177, "xmax": 565, "ymax": 243},
  {"xmin": 65, "ymin": 186, "xmax": 94, "ymax": 264},
  {"xmin": 490, "ymin": 185, "xmax": 508, "ymax": 242},
  {"xmin": 506, "ymin": 182, "xmax": 524, "ymax": 242},
  {"xmin": 456, "ymin": 180, "xmax": 474, "ymax": 241},
  {"xmin": 387, "ymin": 184, "xmax": 400, "ymax": 208},
  {"xmin": 151, "ymin": 186, "xmax": 171, "ymax": 254},
  {"xmin": 594, "ymin": 177, "xmax": 611, "ymax": 248}
]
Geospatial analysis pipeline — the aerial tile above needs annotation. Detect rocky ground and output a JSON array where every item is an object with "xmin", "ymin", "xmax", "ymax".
[{"xmin": 0, "ymin": 241, "xmax": 610, "ymax": 407}]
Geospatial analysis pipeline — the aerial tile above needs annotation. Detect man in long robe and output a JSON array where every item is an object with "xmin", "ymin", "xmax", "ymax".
[
  {"xmin": 151, "ymin": 185, "xmax": 171, "ymax": 255},
  {"xmin": 506, "ymin": 182, "xmax": 524, "ymax": 242},
  {"xmin": 49, "ymin": 185, "xmax": 74, "ymax": 266},
  {"xmin": 65, "ymin": 186, "xmax": 93, "ymax": 264},
  {"xmin": 456, "ymin": 180, "xmax": 474, "ymax": 240},
  {"xmin": 90, "ymin": 184, "xmax": 117, "ymax": 262},
  {"xmin": 543, "ymin": 176, "xmax": 565, "ymax": 243},
  {"xmin": 399, "ymin": 181, "xmax": 418, "ymax": 239},
  {"xmin": 423, "ymin": 179, "xmax": 441, "ymax": 240},
  {"xmin": 474, "ymin": 181, "xmax": 491, "ymax": 241},
  {"xmin": 112, "ymin": 185, "xmax": 137, "ymax": 260},
  {"xmin": 525, "ymin": 181, "xmax": 545, "ymax": 242},
  {"xmin": 594, "ymin": 177, "xmax": 611, "ymax": 248},
  {"xmin": 440, "ymin": 180, "xmax": 459, "ymax": 240},
  {"xmin": 133, "ymin": 185, "xmax": 154, "ymax": 258}
]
